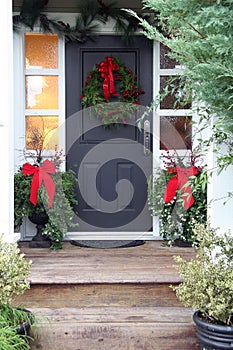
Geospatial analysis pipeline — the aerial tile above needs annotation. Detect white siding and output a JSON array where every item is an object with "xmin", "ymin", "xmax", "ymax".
[{"xmin": 0, "ymin": 1, "xmax": 19, "ymax": 242}]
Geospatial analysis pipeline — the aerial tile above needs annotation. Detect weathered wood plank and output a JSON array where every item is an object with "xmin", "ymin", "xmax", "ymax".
[
  {"xmin": 30, "ymin": 322, "xmax": 199, "ymax": 350},
  {"xmin": 19, "ymin": 241, "xmax": 196, "ymax": 285},
  {"xmin": 14, "ymin": 283, "xmax": 181, "ymax": 308},
  {"xmin": 19, "ymin": 241, "xmax": 196, "ymax": 257},
  {"xmin": 29, "ymin": 306, "xmax": 198, "ymax": 350},
  {"xmin": 30, "ymin": 306, "xmax": 195, "ymax": 323}
]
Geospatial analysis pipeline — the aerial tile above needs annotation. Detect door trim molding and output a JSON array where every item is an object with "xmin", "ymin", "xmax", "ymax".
[{"xmin": 152, "ymin": 40, "xmax": 160, "ymax": 238}]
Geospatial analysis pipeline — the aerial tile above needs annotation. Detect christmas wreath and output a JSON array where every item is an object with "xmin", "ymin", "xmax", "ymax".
[{"xmin": 80, "ymin": 56, "xmax": 145, "ymax": 126}]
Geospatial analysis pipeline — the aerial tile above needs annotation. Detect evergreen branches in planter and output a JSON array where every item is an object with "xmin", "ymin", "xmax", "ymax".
[
  {"xmin": 14, "ymin": 148, "xmax": 78, "ymax": 250},
  {"xmin": 148, "ymin": 150, "xmax": 208, "ymax": 246},
  {"xmin": 41, "ymin": 170, "xmax": 78, "ymax": 248}
]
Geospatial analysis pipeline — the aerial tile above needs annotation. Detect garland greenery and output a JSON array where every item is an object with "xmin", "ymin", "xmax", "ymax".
[
  {"xmin": 81, "ymin": 56, "xmax": 145, "ymax": 126},
  {"xmin": 13, "ymin": 0, "xmax": 159, "ymax": 43}
]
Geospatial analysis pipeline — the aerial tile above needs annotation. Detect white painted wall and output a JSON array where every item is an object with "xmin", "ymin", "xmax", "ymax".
[
  {"xmin": 208, "ymin": 145, "xmax": 233, "ymax": 233},
  {"xmin": 0, "ymin": 1, "xmax": 19, "ymax": 242}
]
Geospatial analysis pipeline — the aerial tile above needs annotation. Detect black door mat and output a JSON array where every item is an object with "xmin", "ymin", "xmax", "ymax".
[{"xmin": 70, "ymin": 240, "xmax": 145, "ymax": 249}]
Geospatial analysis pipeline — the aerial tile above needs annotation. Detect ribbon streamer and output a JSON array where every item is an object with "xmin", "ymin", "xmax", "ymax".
[
  {"xmin": 98, "ymin": 57, "xmax": 119, "ymax": 100},
  {"xmin": 164, "ymin": 166, "xmax": 199, "ymax": 210},
  {"xmin": 22, "ymin": 159, "xmax": 56, "ymax": 208}
]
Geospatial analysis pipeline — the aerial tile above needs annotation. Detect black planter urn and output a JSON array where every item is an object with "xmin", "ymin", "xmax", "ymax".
[
  {"xmin": 193, "ymin": 310, "xmax": 233, "ymax": 350},
  {"xmin": 28, "ymin": 212, "xmax": 51, "ymax": 248},
  {"xmin": 15, "ymin": 308, "xmax": 34, "ymax": 337},
  {"xmin": 174, "ymin": 238, "xmax": 193, "ymax": 247}
]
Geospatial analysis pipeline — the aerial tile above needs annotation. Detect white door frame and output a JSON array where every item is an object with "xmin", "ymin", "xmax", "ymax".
[{"xmin": 13, "ymin": 16, "xmax": 194, "ymax": 241}]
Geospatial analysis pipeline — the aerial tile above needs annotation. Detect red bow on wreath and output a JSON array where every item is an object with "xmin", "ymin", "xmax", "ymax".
[
  {"xmin": 164, "ymin": 166, "xmax": 200, "ymax": 210},
  {"xmin": 22, "ymin": 159, "xmax": 56, "ymax": 208},
  {"xmin": 98, "ymin": 57, "xmax": 119, "ymax": 100}
]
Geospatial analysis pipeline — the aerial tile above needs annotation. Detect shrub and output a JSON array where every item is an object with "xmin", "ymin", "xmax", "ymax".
[
  {"xmin": 172, "ymin": 224, "xmax": 233, "ymax": 325},
  {"xmin": 0, "ymin": 235, "xmax": 31, "ymax": 305}
]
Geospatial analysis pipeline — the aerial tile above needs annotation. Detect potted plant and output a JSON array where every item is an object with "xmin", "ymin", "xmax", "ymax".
[
  {"xmin": 172, "ymin": 223, "xmax": 233, "ymax": 349},
  {"xmin": 147, "ymin": 149, "xmax": 208, "ymax": 246},
  {"xmin": 14, "ymin": 146, "xmax": 78, "ymax": 250},
  {"xmin": 0, "ymin": 234, "xmax": 35, "ymax": 349}
]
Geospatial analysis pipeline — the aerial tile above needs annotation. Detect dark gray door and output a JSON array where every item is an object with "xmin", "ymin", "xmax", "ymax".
[{"xmin": 66, "ymin": 35, "xmax": 153, "ymax": 232}]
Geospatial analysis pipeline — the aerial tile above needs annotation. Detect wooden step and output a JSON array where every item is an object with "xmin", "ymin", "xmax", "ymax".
[
  {"xmin": 16, "ymin": 241, "xmax": 199, "ymax": 349},
  {"xmin": 29, "ymin": 307, "xmax": 199, "ymax": 350},
  {"xmin": 18, "ymin": 241, "xmax": 196, "ymax": 284},
  {"xmin": 15, "ymin": 283, "xmax": 181, "ymax": 308}
]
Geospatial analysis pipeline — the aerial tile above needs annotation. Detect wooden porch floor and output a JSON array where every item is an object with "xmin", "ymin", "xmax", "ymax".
[
  {"xmin": 18, "ymin": 241, "xmax": 195, "ymax": 284},
  {"xmin": 15, "ymin": 241, "xmax": 199, "ymax": 350}
]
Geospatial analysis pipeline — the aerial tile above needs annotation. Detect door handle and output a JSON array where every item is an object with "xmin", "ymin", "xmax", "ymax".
[{"xmin": 144, "ymin": 120, "xmax": 151, "ymax": 156}]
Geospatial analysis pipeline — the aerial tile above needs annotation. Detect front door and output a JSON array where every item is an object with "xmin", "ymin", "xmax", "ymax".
[{"xmin": 66, "ymin": 35, "xmax": 153, "ymax": 233}]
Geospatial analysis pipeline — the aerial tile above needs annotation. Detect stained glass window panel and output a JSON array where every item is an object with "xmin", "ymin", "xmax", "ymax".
[
  {"xmin": 25, "ymin": 33, "xmax": 58, "ymax": 69},
  {"xmin": 26, "ymin": 116, "xmax": 58, "ymax": 150},
  {"xmin": 26, "ymin": 76, "xmax": 58, "ymax": 110}
]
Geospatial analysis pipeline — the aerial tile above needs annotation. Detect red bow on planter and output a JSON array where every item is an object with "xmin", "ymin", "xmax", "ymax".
[
  {"xmin": 164, "ymin": 166, "xmax": 199, "ymax": 210},
  {"xmin": 22, "ymin": 159, "xmax": 56, "ymax": 208},
  {"xmin": 98, "ymin": 57, "xmax": 119, "ymax": 100}
]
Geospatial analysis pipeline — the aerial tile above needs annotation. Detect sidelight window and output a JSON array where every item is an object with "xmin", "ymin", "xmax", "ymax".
[
  {"xmin": 24, "ymin": 33, "xmax": 60, "ymax": 150},
  {"xmin": 159, "ymin": 44, "xmax": 192, "ymax": 150}
]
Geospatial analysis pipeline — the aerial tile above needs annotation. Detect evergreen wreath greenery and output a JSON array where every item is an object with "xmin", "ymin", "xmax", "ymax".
[{"xmin": 81, "ymin": 56, "xmax": 145, "ymax": 126}]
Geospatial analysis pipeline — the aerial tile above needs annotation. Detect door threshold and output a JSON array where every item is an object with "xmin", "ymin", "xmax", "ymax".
[{"xmin": 65, "ymin": 232, "xmax": 158, "ymax": 241}]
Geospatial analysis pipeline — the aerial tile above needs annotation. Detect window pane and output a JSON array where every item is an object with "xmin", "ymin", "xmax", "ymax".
[
  {"xmin": 160, "ymin": 116, "xmax": 192, "ymax": 150},
  {"xmin": 25, "ymin": 33, "xmax": 58, "ymax": 69},
  {"xmin": 160, "ymin": 76, "xmax": 191, "ymax": 109},
  {"xmin": 26, "ymin": 116, "xmax": 59, "ymax": 150},
  {"xmin": 160, "ymin": 43, "xmax": 178, "ymax": 69},
  {"xmin": 26, "ymin": 76, "xmax": 58, "ymax": 109}
]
